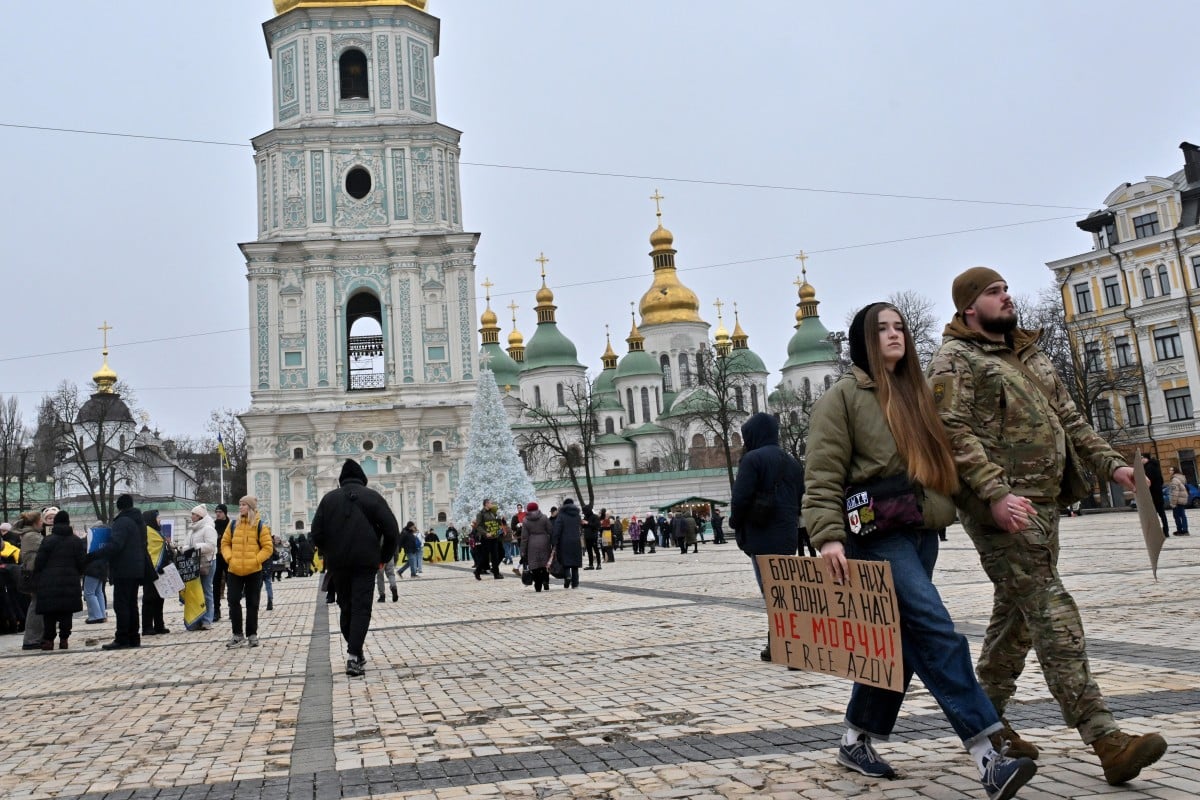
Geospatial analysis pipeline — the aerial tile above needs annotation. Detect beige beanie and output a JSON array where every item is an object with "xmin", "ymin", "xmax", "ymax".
[
  {"xmin": 952, "ymin": 266, "xmax": 1005, "ymax": 314},
  {"xmin": 191, "ymin": 504, "xmax": 208, "ymax": 518},
  {"xmin": 239, "ymin": 495, "xmax": 258, "ymax": 512}
]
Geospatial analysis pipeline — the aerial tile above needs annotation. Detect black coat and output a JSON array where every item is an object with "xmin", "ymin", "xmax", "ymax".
[
  {"xmin": 1144, "ymin": 457, "xmax": 1166, "ymax": 511},
  {"xmin": 730, "ymin": 412, "xmax": 805, "ymax": 556},
  {"xmin": 551, "ymin": 503, "xmax": 584, "ymax": 568},
  {"xmin": 34, "ymin": 525, "xmax": 86, "ymax": 615},
  {"xmin": 310, "ymin": 475, "xmax": 400, "ymax": 570},
  {"xmin": 100, "ymin": 507, "xmax": 151, "ymax": 581},
  {"xmin": 398, "ymin": 528, "xmax": 420, "ymax": 555}
]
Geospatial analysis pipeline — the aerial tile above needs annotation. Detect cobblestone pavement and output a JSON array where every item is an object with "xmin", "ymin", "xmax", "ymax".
[{"xmin": 1, "ymin": 514, "xmax": 1197, "ymax": 799}]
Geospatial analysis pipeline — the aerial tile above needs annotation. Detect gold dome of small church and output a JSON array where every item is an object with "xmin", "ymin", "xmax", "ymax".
[{"xmin": 274, "ymin": 0, "xmax": 427, "ymax": 14}]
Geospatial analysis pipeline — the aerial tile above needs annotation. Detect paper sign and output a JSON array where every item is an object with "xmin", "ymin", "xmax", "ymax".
[
  {"xmin": 154, "ymin": 563, "xmax": 185, "ymax": 597},
  {"xmin": 756, "ymin": 554, "xmax": 904, "ymax": 692}
]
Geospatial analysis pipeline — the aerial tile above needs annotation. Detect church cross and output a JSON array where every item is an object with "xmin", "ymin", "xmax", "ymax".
[
  {"xmin": 650, "ymin": 189, "xmax": 665, "ymax": 217},
  {"xmin": 480, "ymin": 276, "xmax": 494, "ymax": 301},
  {"xmin": 507, "ymin": 300, "xmax": 519, "ymax": 324},
  {"xmin": 795, "ymin": 251, "xmax": 809, "ymax": 283},
  {"xmin": 535, "ymin": 252, "xmax": 549, "ymax": 279},
  {"xmin": 99, "ymin": 320, "xmax": 112, "ymax": 351},
  {"xmin": 713, "ymin": 297, "xmax": 724, "ymax": 319}
]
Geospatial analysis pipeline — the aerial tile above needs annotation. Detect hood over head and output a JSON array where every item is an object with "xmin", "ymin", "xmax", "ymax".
[
  {"xmin": 740, "ymin": 412, "xmax": 780, "ymax": 452},
  {"xmin": 339, "ymin": 458, "xmax": 367, "ymax": 486}
]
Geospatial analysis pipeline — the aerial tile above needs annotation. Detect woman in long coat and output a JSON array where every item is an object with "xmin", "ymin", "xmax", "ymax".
[
  {"xmin": 519, "ymin": 502, "xmax": 553, "ymax": 592},
  {"xmin": 550, "ymin": 498, "xmax": 584, "ymax": 589},
  {"xmin": 34, "ymin": 510, "xmax": 86, "ymax": 650}
]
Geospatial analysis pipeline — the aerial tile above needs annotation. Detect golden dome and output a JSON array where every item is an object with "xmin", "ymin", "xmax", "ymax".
[
  {"xmin": 650, "ymin": 224, "xmax": 674, "ymax": 249},
  {"xmin": 799, "ymin": 282, "xmax": 816, "ymax": 302},
  {"xmin": 275, "ymin": 0, "xmax": 426, "ymax": 13},
  {"xmin": 535, "ymin": 281, "xmax": 554, "ymax": 305},
  {"xmin": 507, "ymin": 327, "xmax": 524, "ymax": 347},
  {"xmin": 93, "ymin": 354, "xmax": 118, "ymax": 394},
  {"xmin": 480, "ymin": 306, "xmax": 497, "ymax": 327},
  {"xmin": 638, "ymin": 205, "xmax": 701, "ymax": 326}
]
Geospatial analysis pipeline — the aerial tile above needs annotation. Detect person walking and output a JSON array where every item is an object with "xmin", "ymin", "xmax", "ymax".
[
  {"xmin": 671, "ymin": 511, "xmax": 689, "ymax": 555},
  {"xmin": 928, "ymin": 268, "xmax": 1166, "ymax": 785},
  {"xmin": 310, "ymin": 458, "xmax": 400, "ymax": 677},
  {"xmin": 397, "ymin": 521, "xmax": 421, "ymax": 580},
  {"xmin": 519, "ymin": 501, "xmax": 552, "ymax": 592},
  {"xmin": 221, "ymin": 496, "xmax": 273, "ymax": 649},
  {"xmin": 551, "ymin": 498, "xmax": 583, "ymax": 589},
  {"xmin": 1141, "ymin": 454, "xmax": 1169, "ymax": 537},
  {"xmin": 473, "ymin": 499, "xmax": 506, "ymax": 580},
  {"xmin": 211, "ymin": 504, "xmax": 229, "ymax": 621},
  {"xmin": 806, "ymin": 301, "xmax": 1037, "ymax": 799},
  {"xmin": 32, "ymin": 510, "xmax": 86, "ymax": 651},
  {"xmin": 186, "ymin": 504, "xmax": 219, "ymax": 629},
  {"xmin": 730, "ymin": 412, "xmax": 804, "ymax": 662},
  {"xmin": 710, "ymin": 508, "xmax": 726, "ymax": 544},
  {"xmin": 98, "ymin": 494, "xmax": 148, "ymax": 650},
  {"xmin": 378, "ymin": 527, "xmax": 402, "ymax": 595},
  {"xmin": 1168, "ymin": 466, "xmax": 1190, "ymax": 535},
  {"xmin": 141, "ymin": 510, "xmax": 170, "ymax": 637}
]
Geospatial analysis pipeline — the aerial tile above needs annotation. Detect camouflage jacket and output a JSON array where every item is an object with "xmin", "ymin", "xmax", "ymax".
[{"xmin": 927, "ymin": 319, "xmax": 1125, "ymax": 514}]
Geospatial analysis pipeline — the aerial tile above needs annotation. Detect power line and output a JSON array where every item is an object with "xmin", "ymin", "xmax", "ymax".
[
  {"xmin": 0, "ymin": 121, "xmax": 1094, "ymax": 211},
  {"xmin": 0, "ymin": 213, "xmax": 1076, "ymax": 365}
]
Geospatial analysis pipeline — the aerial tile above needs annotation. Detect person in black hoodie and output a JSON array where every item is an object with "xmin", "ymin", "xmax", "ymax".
[
  {"xmin": 211, "ymin": 504, "xmax": 230, "ymax": 620},
  {"xmin": 581, "ymin": 503, "xmax": 601, "ymax": 571},
  {"xmin": 551, "ymin": 498, "xmax": 584, "ymax": 589},
  {"xmin": 34, "ymin": 510, "xmax": 86, "ymax": 650},
  {"xmin": 310, "ymin": 459, "xmax": 400, "ymax": 677},
  {"xmin": 97, "ymin": 494, "xmax": 150, "ymax": 650},
  {"xmin": 1141, "ymin": 454, "xmax": 1169, "ymax": 537},
  {"xmin": 730, "ymin": 412, "xmax": 805, "ymax": 661}
]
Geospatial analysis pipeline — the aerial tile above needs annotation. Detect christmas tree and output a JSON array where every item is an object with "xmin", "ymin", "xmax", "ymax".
[{"xmin": 452, "ymin": 367, "xmax": 537, "ymax": 527}]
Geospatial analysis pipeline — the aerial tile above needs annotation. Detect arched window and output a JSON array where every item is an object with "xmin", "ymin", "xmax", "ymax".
[
  {"xmin": 347, "ymin": 292, "xmax": 385, "ymax": 390},
  {"xmin": 735, "ymin": 387, "xmax": 745, "ymax": 411},
  {"xmin": 556, "ymin": 382, "xmax": 565, "ymax": 407},
  {"xmin": 679, "ymin": 354, "xmax": 692, "ymax": 388},
  {"xmin": 650, "ymin": 457, "xmax": 661, "ymax": 472},
  {"xmin": 824, "ymin": 375, "xmax": 834, "ymax": 389},
  {"xmin": 604, "ymin": 418, "xmax": 614, "ymax": 434},
  {"xmin": 614, "ymin": 460, "xmax": 621, "ymax": 468},
  {"xmin": 293, "ymin": 447, "xmax": 304, "ymax": 460},
  {"xmin": 1158, "ymin": 264, "xmax": 1170, "ymax": 296},
  {"xmin": 802, "ymin": 377, "xmax": 811, "ymax": 396},
  {"xmin": 655, "ymin": 387, "xmax": 661, "ymax": 414},
  {"xmin": 751, "ymin": 385, "xmax": 759, "ymax": 413},
  {"xmin": 692, "ymin": 433, "xmax": 706, "ymax": 448},
  {"xmin": 534, "ymin": 386, "xmax": 542, "ymax": 408},
  {"xmin": 567, "ymin": 445, "xmax": 583, "ymax": 467},
  {"xmin": 640, "ymin": 387, "xmax": 651, "ymax": 422},
  {"xmin": 1142, "ymin": 269, "xmax": 1155, "ymax": 299},
  {"xmin": 437, "ymin": 512, "xmax": 447, "ymax": 522},
  {"xmin": 660, "ymin": 354, "xmax": 673, "ymax": 391},
  {"xmin": 626, "ymin": 388, "xmax": 636, "ymax": 423},
  {"xmin": 432, "ymin": 440, "xmax": 443, "ymax": 453},
  {"xmin": 696, "ymin": 347, "xmax": 707, "ymax": 382},
  {"xmin": 294, "ymin": 520, "xmax": 305, "ymax": 530},
  {"xmin": 339, "ymin": 49, "xmax": 369, "ymax": 100}
]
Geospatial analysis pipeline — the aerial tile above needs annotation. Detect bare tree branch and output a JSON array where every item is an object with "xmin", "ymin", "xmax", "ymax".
[{"xmin": 518, "ymin": 380, "xmax": 599, "ymax": 507}]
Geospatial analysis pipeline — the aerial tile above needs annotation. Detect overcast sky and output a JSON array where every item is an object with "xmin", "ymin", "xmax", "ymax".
[{"xmin": 2, "ymin": 0, "xmax": 1198, "ymax": 438}]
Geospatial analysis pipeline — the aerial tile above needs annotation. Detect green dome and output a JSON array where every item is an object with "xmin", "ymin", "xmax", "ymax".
[
  {"xmin": 727, "ymin": 347, "xmax": 767, "ymax": 374},
  {"xmin": 482, "ymin": 343, "xmax": 520, "ymax": 390},
  {"xmin": 522, "ymin": 322, "xmax": 583, "ymax": 371},
  {"xmin": 784, "ymin": 317, "xmax": 837, "ymax": 369},
  {"xmin": 592, "ymin": 367, "xmax": 617, "ymax": 396},
  {"xmin": 616, "ymin": 349, "xmax": 660, "ymax": 379}
]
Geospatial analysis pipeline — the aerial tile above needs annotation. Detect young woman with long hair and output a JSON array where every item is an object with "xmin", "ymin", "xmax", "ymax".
[{"xmin": 802, "ymin": 302, "xmax": 1036, "ymax": 800}]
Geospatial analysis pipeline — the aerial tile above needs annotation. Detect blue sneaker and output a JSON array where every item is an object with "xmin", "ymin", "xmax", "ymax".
[
  {"xmin": 837, "ymin": 735, "xmax": 897, "ymax": 779},
  {"xmin": 981, "ymin": 749, "xmax": 1037, "ymax": 800}
]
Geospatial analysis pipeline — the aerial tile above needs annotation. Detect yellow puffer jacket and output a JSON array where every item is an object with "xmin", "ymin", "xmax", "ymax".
[{"xmin": 220, "ymin": 514, "xmax": 273, "ymax": 577}]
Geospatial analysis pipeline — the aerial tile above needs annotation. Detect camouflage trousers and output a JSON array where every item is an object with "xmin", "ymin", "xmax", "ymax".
[{"xmin": 963, "ymin": 502, "xmax": 1117, "ymax": 744}]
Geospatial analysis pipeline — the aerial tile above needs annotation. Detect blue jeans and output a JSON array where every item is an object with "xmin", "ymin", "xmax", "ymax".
[
  {"xmin": 263, "ymin": 568, "xmax": 273, "ymax": 602},
  {"xmin": 1173, "ymin": 504, "xmax": 1189, "ymax": 533},
  {"xmin": 200, "ymin": 561, "xmax": 216, "ymax": 624},
  {"xmin": 843, "ymin": 529, "xmax": 1001, "ymax": 746},
  {"xmin": 83, "ymin": 576, "xmax": 107, "ymax": 620},
  {"xmin": 399, "ymin": 549, "xmax": 423, "ymax": 576}
]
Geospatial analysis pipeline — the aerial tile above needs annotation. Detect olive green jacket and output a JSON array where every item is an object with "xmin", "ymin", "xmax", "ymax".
[
  {"xmin": 927, "ymin": 318, "xmax": 1126, "ymax": 522},
  {"xmin": 802, "ymin": 368, "xmax": 957, "ymax": 550}
]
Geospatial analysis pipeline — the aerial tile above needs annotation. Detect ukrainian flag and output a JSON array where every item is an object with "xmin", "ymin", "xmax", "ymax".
[{"xmin": 217, "ymin": 432, "xmax": 231, "ymax": 469}]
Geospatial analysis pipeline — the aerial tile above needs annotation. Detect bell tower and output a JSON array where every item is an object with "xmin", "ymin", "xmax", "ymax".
[{"xmin": 239, "ymin": 1, "xmax": 478, "ymax": 532}]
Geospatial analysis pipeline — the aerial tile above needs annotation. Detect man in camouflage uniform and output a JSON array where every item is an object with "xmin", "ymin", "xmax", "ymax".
[{"xmin": 927, "ymin": 267, "xmax": 1167, "ymax": 786}]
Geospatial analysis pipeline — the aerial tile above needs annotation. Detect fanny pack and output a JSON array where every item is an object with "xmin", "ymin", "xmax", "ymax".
[{"xmin": 844, "ymin": 474, "xmax": 924, "ymax": 537}]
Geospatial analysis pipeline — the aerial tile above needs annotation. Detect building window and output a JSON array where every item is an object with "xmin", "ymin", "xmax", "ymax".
[
  {"xmin": 534, "ymin": 386, "xmax": 542, "ymax": 408},
  {"xmin": 1125, "ymin": 395, "xmax": 1144, "ymax": 427},
  {"xmin": 347, "ymin": 291, "xmax": 385, "ymax": 391},
  {"xmin": 283, "ymin": 351, "xmax": 303, "ymax": 367},
  {"xmin": 1157, "ymin": 264, "xmax": 1171, "ymax": 296},
  {"xmin": 1142, "ymin": 269, "xmax": 1155, "ymax": 299},
  {"xmin": 1114, "ymin": 336, "xmax": 1134, "ymax": 367},
  {"xmin": 626, "ymin": 388, "xmax": 635, "ymax": 424},
  {"xmin": 1094, "ymin": 399, "xmax": 1114, "ymax": 431},
  {"xmin": 295, "ymin": 520, "xmax": 305, "ymax": 530},
  {"xmin": 679, "ymin": 354, "xmax": 692, "ymax": 388},
  {"xmin": 556, "ymin": 383, "xmax": 565, "ymax": 407},
  {"xmin": 293, "ymin": 447, "xmax": 304, "ymax": 460},
  {"xmin": 1165, "ymin": 387, "xmax": 1193, "ymax": 421},
  {"xmin": 1084, "ymin": 342, "xmax": 1103, "ymax": 373},
  {"xmin": 339, "ymin": 48, "xmax": 369, "ymax": 100},
  {"xmin": 1133, "ymin": 212, "xmax": 1160, "ymax": 239},
  {"xmin": 660, "ymin": 354, "xmax": 673, "ymax": 392},
  {"xmin": 1192, "ymin": 255, "xmax": 1200, "ymax": 288},
  {"xmin": 640, "ymin": 387, "xmax": 651, "ymax": 422},
  {"xmin": 751, "ymin": 384, "xmax": 760, "ymax": 413},
  {"xmin": 1098, "ymin": 221, "xmax": 1118, "ymax": 248},
  {"xmin": 1073, "ymin": 283, "xmax": 1093, "ymax": 313},
  {"xmin": 427, "ymin": 346, "xmax": 446, "ymax": 361},
  {"xmin": 604, "ymin": 418, "xmax": 614, "ymax": 434},
  {"xmin": 1154, "ymin": 328, "xmax": 1182, "ymax": 360},
  {"xmin": 432, "ymin": 440, "xmax": 443, "ymax": 453},
  {"xmin": 734, "ymin": 387, "xmax": 745, "ymax": 411},
  {"xmin": 1101, "ymin": 275, "xmax": 1121, "ymax": 307}
]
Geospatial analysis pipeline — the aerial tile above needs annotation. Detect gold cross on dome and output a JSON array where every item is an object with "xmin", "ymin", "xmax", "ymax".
[
  {"xmin": 795, "ymin": 251, "xmax": 809, "ymax": 282},
  {"xmin": 650, "ymin": 189, "xmax": 665, "ymax": 217},
  {"xmin": 98, "ymin": 320, "xmax": 112, "ymax": 350},
  {"xmin": 535, "ymin": 252, "xmax": 549, "ymax": 278},
  {"xmin": 713, "ymin": 297, "xmax": 724, "ymax": 318},
  {"xmin": 480, "ymin": 276, "xmax": 494, "ymax": 301},
  {"xmin": 507, "ymin": 300, "xmax": 519, "ymax": 324}
]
